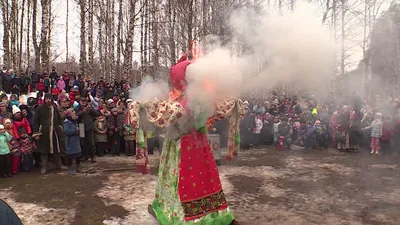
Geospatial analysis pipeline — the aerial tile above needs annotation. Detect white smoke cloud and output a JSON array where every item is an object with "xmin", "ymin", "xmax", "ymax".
[
  {"xmin": 131, "ymin": 1, "xmax": 337, "ymax": 119},
  {"xmin": 129, "ymin": 76, "xmax": 169, "ymax": 102}
]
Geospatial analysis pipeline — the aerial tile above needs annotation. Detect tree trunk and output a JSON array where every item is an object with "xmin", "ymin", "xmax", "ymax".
[
  {"xmin": 322, "ymin": 0, "xmax": 331, "ymax": 24},
  {"xmin": 88, "ymin": 0, "xmax": 94, "ymax": 79},
  {"xmin": 48, "ymin": 0, "xmax": 52, "ymax": 72},
  {"xmin": 11, "ymin": 0, "xmax": 18, "ymax": 70},
  {"xmin": 362, "ymin": 0, "xmax": 368, "ymax": 96},
  {"xmin": 116, "ymin": 0, "xmax": 123, "ymax": 80},
  {"xmin": 151, "ymin": 0, "xmax": 159, "ymax": 73},
  {"xmin": 40, "ymin": 0, "xmax": 50, "ymax": 74},
  {"xmin": 144, "ymin": 0, "xmax": 149, "ymax": 67},
  {"xmin": 80, "ymin": 0, "xmax": 87, "ymax": 74},
  {"xmin": 122, "ymin": 0, "xmax": 136, "ymax": 82},
  {"xmin": 110, "ymin": 0, "xmax": 116, "ymax": 80},
  {"xmin": 27, "ymin": 0, "xmax": 31, "ymax": 71},
  {"xmin": 202, "ymin": 0, "xmax": 207, "ymax": 39},
  {"xmin": 167, "ymin": 0, "xmax": 176, "ymax": 65},
  {"xmin": 332, "ymin": 0, "xmax": 337, "ymax": 40},
  {"xmin": 97, "ymin": 2, "xmax": 104, "ymax": 79},
  {"xmin": 1, "ymin": 0, "xmax": 11, "ymax": 68},
  {"xmin": 340, "ymin": 0, "xmax": 345, "ymax": 76},
  {"xmin": 187, "ymin": 0, "xmax": 194, "ymax": 50},
  {"xmin": 66, "ymin": 0, "xmax": 69, "ymax": 68},
  {"xmin": 19, "ymin": 0, "xmax": 26, "ymax": 72},
  {"xmin": 140, "ymin": 0, "xmax": 144, "ymax": 69},
  {"xmin": 32, "ymin": 0, "xmax": 41, "ymax": 72}
]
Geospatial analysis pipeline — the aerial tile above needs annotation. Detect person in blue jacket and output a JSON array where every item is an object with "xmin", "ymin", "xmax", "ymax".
[{"xmin": 63, "ymin": 108, "xmax": 82, "ymax": 175}]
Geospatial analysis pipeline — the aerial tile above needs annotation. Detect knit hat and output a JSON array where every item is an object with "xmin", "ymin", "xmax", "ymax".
[
  {"xmin": 0, "ymin": 125, "xmax": 4, "ymax": 130},
  {"xmin": 12, "ymin": 105, "xmax": 21, "ymax": 115}
]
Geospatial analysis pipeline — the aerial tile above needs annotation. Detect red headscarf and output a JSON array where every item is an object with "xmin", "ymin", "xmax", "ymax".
[{"xmin": 169, "ymin": 60, "xmax": 191, "ymax": 92}]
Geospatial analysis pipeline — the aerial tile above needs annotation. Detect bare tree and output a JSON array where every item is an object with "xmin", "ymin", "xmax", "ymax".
[
  {"xmin": 40, "ymin": 0, "xmax": 50, "ymax": 73},
  {"xmin": 11, "ymin": 0, "xmax": 18, "ymax": 69},
  {"xmin": 80, "ymin": 0, "xmax": 87, "ymax": 74},
  {"xmin": 32, "ymin": 0, "xmax": 41, "ymax": 71},
  {"xmin": 1, "ymin": 0, "xmax": 11, "ymax": 67},
  {"xmin": 116, "ymin": 0, "xmax": 123, "ymax": 80},
  {"xmin": 88, "ymin": 0, "xmax": 94, "ymax": 79},
  {"xmin": 122, "ymin": 0, "xmax": 138, "ymax": 81},
  {"xmin": 340, "ymin": 0, "xmax": 346, "ymax": 76},
  {"xmin": 18, "ymin": 0, "xmax": 26, "ymax": 72},
  {"xmin": 26, "ymin": 0, "xmax": 31, "ymax": 70},
  {"xmin": 66, "ymin": 0, "xmax": 69, "ymax": 67}
]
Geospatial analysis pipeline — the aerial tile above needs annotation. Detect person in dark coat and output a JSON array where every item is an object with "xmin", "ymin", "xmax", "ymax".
[
  {"xmin": 240, "ymin": 107, "xmax": 256, "ymax": 149},
  {"xmin": 0, "ymin": 199, "xmax": 23, "ymax": 225},
  {"xmin": 0, "ymin": 69, "xmax": 3, "ymax": 92},
  {"xmin": 75, "ymin": 98, "xmax": 100, "ymax": 162},
  {"xmin": 50, "ymin": 67, "xmax": 58, "ymax": 81},
  {"xmin": 3, "ymin": 72, "xmax": 11, "ymax": 94},
  {"xmin": 32, "ymin": 93, "xmax": 64, "ymax": 174},
  {"xmin": 31, "ymin": 71, "xmax": 38, "ymax": 92},
  {"xmin": 107, "ymin": 108, "xmax": 125, "ymax": 156}
]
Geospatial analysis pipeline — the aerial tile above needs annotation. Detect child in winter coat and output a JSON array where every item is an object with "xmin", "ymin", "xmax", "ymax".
[
  {"xmin": 36, "ymin": 78, "xmax": 45, "ymax": 92},
  {"xmin": 57, "ymin": 77, "xmax": 66, "ymax": 91},
  {"xmin": 363, "ymin": 112, "xmax": 383, "ymax": 155},
  {"xmin": 63, "ymin": 109, "xmax": 82, "ymax": 175},
  {"xmin": 51, "ymin": 84, "xmax": 60, "ymax": 101},
  {"xmin": 12, "ymin": 106, "xmax": 32, "ymax": 139},
  {"xmin": 0, "ymin": 124, "xmax": 12, "ymax": 178},
  {"xmin": 9, "ymin": 94, "xmax": 20, "ymax": 109},
  {"xmin": 18, "ymin": 128, "xmax": 35, "ymax": 172},
  {"xmin": 43, "ymin": 76, "xmax": 51, "ymax": 93},
  {"xmin": 3, "ymin": 118, "xmax": 19, "ymax": 174},
  {"xmin": 123, "ymin": 123, "xmax": 135, "ymax": 156},
  {"xmin": 94, "ymin": 114, "xmax": 108, "ymax": 157}
]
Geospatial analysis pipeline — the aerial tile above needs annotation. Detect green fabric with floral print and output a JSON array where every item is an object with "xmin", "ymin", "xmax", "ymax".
[{"xmin": 151, "ymin": 138, "xmax": 234, "ymax": 225}]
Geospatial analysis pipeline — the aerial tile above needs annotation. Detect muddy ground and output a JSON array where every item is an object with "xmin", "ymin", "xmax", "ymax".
[{"xmin": 1, "ymin": 147, "xmax": 400, "ymax": 225}]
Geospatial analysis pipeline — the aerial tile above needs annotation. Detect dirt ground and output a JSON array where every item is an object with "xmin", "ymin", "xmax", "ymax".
[{"xmin": 1, "ymin": 147, "xmax": 400, "ymax": 225}]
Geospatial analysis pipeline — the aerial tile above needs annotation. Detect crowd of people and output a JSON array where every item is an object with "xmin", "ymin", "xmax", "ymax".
[
  {"xmin": 0, "ymin": 67, "xmax": 158, "ymax": 178},
  {"xmin": 0, "ymin": 66, "xmax": 399, "ymax": 179},
  {"xmin": 231, "ymin": 92, "xmax": 400, "ymax": 155}
]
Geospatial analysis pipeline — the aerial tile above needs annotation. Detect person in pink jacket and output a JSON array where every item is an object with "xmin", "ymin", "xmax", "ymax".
[{"xmin": 57, "ymin": 77, "xmax": 66, "ymax": 91}]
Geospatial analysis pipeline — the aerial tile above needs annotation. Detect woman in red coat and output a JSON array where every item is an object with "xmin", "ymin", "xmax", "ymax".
[{"xmin": 36, "ymin": 78, "xmax": 45, "ymax": 92}]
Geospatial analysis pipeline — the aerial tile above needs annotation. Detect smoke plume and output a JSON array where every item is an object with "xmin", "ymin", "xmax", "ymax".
[{"xmin": 131, "ymin": 2, "xmax": 338, "ymax": 119}]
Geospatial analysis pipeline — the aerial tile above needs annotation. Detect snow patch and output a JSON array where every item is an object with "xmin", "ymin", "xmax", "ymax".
[{"xmin": 0, "ymin": 188, "xmax": 75, "ymax": 225}]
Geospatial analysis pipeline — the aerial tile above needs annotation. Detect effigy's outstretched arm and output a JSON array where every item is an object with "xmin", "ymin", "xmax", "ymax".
[
  {"xmin": 208, "ymin": 98, "xmax": 245, "ymax": 160},
  {"xmin": 129, "ymin": 100, "xmax": 185, "ymax": 128}
]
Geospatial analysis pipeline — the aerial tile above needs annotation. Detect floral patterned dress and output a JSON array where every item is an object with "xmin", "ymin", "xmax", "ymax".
[{"xmin": 129, "ymin": 98, "xmax": 244, "ymax": 225}]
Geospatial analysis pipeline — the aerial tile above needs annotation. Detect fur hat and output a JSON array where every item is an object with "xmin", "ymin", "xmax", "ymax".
[{"xmin": 12, "ymin": 105, "xmax": 21, "ymax": 115}]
